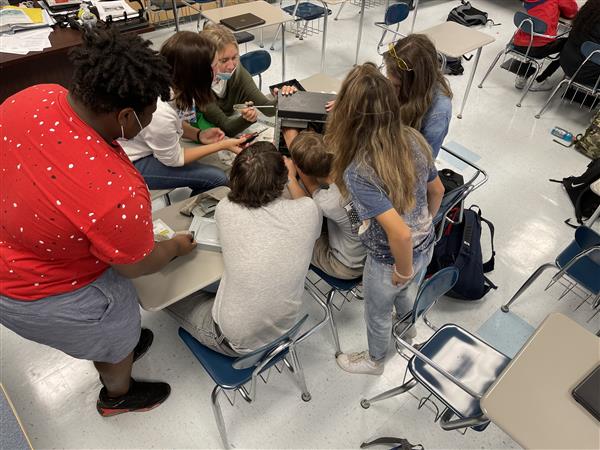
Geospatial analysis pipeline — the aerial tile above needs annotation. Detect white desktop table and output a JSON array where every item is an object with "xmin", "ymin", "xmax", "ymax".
[
  {"xmin": 202, "ymin": 1, "xmax": 294, "ymax": 81},
  {"xmin": 420, "ymin": 21, "xmax": 495, "ymax": 119},
  {"xmin": 481, "ymin": 313, "xmax": 600, "ymax": 450}
]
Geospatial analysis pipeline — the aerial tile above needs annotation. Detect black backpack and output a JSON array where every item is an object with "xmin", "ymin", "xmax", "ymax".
[
  {"xmin": 550, "ymin": 158, "xmax": 600, "ymax": 227},
  {"xmin": 447, "ymin": 1, "xmax": 490, "ymax": 27},
  {"xmin": 427, "ymin": 205, "xmax": 497, "ymax": 300}
]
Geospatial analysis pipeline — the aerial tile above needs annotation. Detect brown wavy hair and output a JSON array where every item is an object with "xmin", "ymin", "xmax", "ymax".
[
  {"xmin": 289, "ymin": 131, "xmax": 332, "ymax": 178},
  {"xmin": 160, "ymin": 31, "xmax": 216, "ymax": 111},
  {"xmin": 228, "ymin": 142, "xmax": 288, "ymax": 208},
  {"xmin": 325, "ymin": 63, "xmax": 432, "ymax": 214},
  {"xmin": 383, "ymin": 34, "xmax": 452, "ymax": 131}
]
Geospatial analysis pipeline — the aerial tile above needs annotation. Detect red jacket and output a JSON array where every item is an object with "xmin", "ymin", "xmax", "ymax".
[{"xmin": 513, "ymin": 0, "xmax": 578, "ymax": 47}]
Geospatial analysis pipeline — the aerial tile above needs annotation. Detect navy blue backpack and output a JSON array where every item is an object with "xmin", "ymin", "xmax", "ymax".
[{"xmin": 427, "ymin": 205, "xmax": 497, "ymax": 300}]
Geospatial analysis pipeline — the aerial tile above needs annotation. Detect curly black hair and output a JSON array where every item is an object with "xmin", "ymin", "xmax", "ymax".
[{"xmin": 69, "ymin": 28, "xmax": 171, "ymax": 114}]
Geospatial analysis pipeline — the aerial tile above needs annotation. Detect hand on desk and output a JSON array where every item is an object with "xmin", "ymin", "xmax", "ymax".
[{"xmin": 172, "ymin": 233, "xmax": 197, "ymax": 256}]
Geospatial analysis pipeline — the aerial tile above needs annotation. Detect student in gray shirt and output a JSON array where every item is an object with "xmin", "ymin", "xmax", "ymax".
[
  {"xmin": 283, "ymin": 129, "xmax": 366, "ymax": 280},
  {"xmin": 168, "ymin": 142, "xmax": 321, "ymax": 355}
]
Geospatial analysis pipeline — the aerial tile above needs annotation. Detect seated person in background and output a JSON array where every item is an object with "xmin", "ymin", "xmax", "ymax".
[
  {"xmin": 168, "ymin": 142, "xmax": 322, "ymax": 356},
  {"xmin": 513, "ymin": 0, "xmax": 579, "ymax": 91},
  {"xmin": 120, "ymin": 31, "xmax": 245, "ymax": 196},
  {"xmin": 200, "ymin": 24, "xmax": 295, "ymax": 136},
  {"xmin": 283, "ymin": 129, "xmax": 366, "ymax": 280},
  {"xmin": 560, "ymin": 0, "xmax": 600, "ymax": 87},
  {"xmin": 0, "ymin": 30, "xmax": 196, "ymax": 416}
]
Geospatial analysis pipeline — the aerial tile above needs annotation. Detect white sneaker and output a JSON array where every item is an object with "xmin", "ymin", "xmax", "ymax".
[
  {"xmin": 336, "ymin": 351, "xmax": 384, "ymax": 375},
  {"xmin": 528, "ymin": 79, "xmax": 554, "ymax": 92}
]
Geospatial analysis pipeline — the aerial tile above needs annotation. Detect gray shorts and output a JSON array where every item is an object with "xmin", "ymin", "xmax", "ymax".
[{"xmin": 0, "ymin": 269, "xmax": 141, "ymax": 364}]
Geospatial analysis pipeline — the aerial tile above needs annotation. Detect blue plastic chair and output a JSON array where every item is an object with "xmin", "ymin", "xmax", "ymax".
[
  {"xmin": 239, "ymin": 50, "xmax": 271, "ymax": 91},
  {"xmin": 536, "ymin": 41, "xmax": 600, "ymax": 118},
  {"xmin": 503, "ymin": 226, "xmax": 600, "ymax": 319},
  {"xmin": 179, "ymin": 315, "xmax": 312, "ymax": 448},
  {"xmin": 361, "ymin": 267, "xmax": 512, "ymax": 433},
  {"xmin": 374, "ymin": 3, "xmax": 410, "ymax": 55},
  {"xmin": 479, "ymin": 11, "xmax": 562, "ymax": 107},
  {"xmin": 305, "ymin": 264, "xmax": 362, "ymax": 356}
]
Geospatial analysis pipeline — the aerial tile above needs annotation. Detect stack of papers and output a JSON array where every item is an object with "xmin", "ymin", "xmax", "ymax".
[
  {"xmin": 0, "ymin": 27, "xmax": 52, "ymax": 55},
  {"xmin": 0, "ymin": 6, "xmax": 51, "ymax": 34},
  {"xmin": 91, "ymin": 0, "xmax": 137, "ymax": 21}
]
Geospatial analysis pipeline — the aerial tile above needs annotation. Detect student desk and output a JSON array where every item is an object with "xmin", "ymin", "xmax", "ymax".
[
  {"xmin": 419, "ymin": 21, "xmax": 495, "ymax": 119},
  {"xmin": 201, "ymin": 1, "xmax": 294, "ymax": 81},
  {"xmin": 300, "ymin": 72, "xmax": 341, "ymax": 93},
  {"xmin": 481, "ymin": 313, "xmax": 600, "ymax": 450}
]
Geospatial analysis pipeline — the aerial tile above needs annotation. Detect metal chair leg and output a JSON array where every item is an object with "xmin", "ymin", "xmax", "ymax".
[
  {"xmin": 536, "ymin": 79, "xmax": 568, "ymax": 118},
  {"xmin": 259, "ymin": 28, "xmax": 264, "ymax": 48},
  {"xmin": 478, "ymin": 49, "xmax": 505, "ymax": 88},
  {"xmin": 334, "ymin": 2, "xmax": 344, "ymax": 20},
  {"xmin": 289, "ymin": 346, "xmax": 312, "ymax": 402},
  {"xmin": 501, "ymin": 262, "xmax": 556, "ymax": 312},
  {"xmin": 439, "ymin": 409, "xmax": 488, "ymax": 431},
  {"xmin": 325, "ymin": 290, "xmax": 342, "ymax": 356},
  {"xmin": 360, "ymin": 378, "xmax": 418, "ymax": 409},
  {"xmin": 423, "ymin": 313, "xmax": 437, "ymax": 331},
  {"xmin": 211, "ymin": 386, "xmax": 231, "ymax": 449},
  {"xmin": 516, "ymin": 63, "xmax": 540, "ymax": 107}
]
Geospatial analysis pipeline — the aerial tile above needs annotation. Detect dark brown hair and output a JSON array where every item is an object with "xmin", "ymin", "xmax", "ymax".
[
  {"xmin": 383, "ymin": 34, "xmax": 452, "ymax": 131},
  {"xmin": 228, "ymin": 142, "xmax": 288, "ymax": 208},
  {"xmin": 289, "ymin": 131, "xmax": 332, "ymax": 178},
  {"xmin": 160, "ymin": 31, "xmax": 215, "ymax": 111}
]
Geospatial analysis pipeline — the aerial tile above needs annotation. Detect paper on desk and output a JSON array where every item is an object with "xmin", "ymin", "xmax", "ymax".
[
  {"xmin": 91, "ymin": 0, "xmax": 136, "ymax": 21},
  {"xmin": 0, "ymin": 26, "xmax": 52, "ymax": 54}
]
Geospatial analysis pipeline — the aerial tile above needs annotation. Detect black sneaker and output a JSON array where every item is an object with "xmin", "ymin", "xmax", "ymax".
[
  {"xmin": 97, "ymin": 379, "xmax": 171, "ymax": 417},
  {"xmin": 133, "ymin": 328, "xmax": 154, "ymax": 362}
]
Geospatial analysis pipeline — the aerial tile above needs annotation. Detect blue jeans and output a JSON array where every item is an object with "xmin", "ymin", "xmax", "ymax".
[
  {"xmin": 134, "ymin": 155, "xmax": 228, "ymax": 197},
  {"xmin": 363, "ymin": 245, "xmax": 434, "ymax": 361}
]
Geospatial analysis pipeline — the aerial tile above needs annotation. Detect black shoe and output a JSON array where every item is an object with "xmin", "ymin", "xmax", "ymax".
[
  {"xmin": 133, "ymin": 328, "xmax": 154, "ymax": 362},
  {"xmin": 97, "ymin": 379, "xmax": 171, "ymax": 417}
]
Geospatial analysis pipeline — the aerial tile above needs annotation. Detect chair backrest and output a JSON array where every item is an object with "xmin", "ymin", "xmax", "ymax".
[
  {"xmin": 575, "ymin": 226, "xmax": 600, "ymax": 265},
  {"xmin": 384, "ymin": 3, "xmax": 410, "ymax": 26},
  {"xmin": 581, "ymin": 41, "xmax": 600, "ymax": 67},
  {"xmin": 412, "ymin": 267, "xmax": 459, "ymax": 323},
  {"xmin": 240, "ymin": 50, "xmax": 272, "ymax": 77},
  {"xmin": 232, "ymin": 315, "xmax": 308, "ymax": 370},
  {"xmin": 513, "ymin": 11, "xmax": 547, "ymax": 35}
]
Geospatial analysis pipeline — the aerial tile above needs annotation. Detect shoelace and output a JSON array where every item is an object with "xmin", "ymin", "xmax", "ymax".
[{"xmin": 348, "ymin": 351, "xmax": 370, "ymax": 363}]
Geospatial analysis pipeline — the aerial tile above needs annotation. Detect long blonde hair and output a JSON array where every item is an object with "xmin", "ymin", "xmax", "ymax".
[
  {"xmin": 383, "ymin": 34, "xmax": 452, "ymax": 131},
  {"xmin": 326, "ymin": 63, "xmax": 432, "ymax": 215},
  {"xmin": 200, "ymin": 23, "xmax": 238, "ymax": 53}
]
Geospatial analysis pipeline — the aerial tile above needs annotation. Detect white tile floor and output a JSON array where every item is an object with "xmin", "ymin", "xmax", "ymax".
[{"xmin": 2, "ymin": 0, "xmax": 599, "ymax": 448}]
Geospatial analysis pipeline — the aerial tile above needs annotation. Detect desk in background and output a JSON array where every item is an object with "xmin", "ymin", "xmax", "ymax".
[
  {"xmin": 481, "ymin": 313, "xmax": 600, "ymax": 450},
  {"xmin": 420, "ymin": 21, "xmax": 495, "ymax": 119},
  {"xmin": 201, "ymin": 1, "xmax": 293, "ymax": 81},
  {"xmin": 0, "ymin": 23, "xmax": 153, "ymax": 103}
]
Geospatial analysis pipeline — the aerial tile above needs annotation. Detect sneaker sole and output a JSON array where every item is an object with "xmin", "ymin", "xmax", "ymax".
[{"xmin": 97, "ymin": 400, "xmax": 165, "ymax": 417}]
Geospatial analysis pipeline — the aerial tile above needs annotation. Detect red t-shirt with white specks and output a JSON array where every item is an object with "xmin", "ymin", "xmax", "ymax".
[{"xmin": 0, "ymin": 84, "xmax": 154, "ymax": 301}]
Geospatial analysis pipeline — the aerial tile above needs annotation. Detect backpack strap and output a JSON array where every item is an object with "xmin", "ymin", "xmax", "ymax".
[
  {"xmin": 360, "ymin": 437, "xmax": 424, "ymax": 450},
  {"xmin": 480, "ymin": 216, "xmax": 496, "ymax": 273}
]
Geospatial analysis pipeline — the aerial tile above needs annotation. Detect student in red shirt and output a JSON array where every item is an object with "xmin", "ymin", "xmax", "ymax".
[
  {"xmin": 0, "ymin": 29, "xmax": 197, "ymax": 416},
  {"xmin": 513, "ymin": 0, "xmax": 579, "ymax": 91}
]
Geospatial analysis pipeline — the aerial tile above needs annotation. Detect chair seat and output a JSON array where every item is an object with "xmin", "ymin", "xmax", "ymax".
[
  {"xmin": 556, "ymin": 241, "xmax": 600, "ymax": 295},
  {"xmin": 409, "ymin": 324, "xmax": 510, "ymax": 431},
  {"xmin": 310, "ymin": 264, "xmax": 362, "ymax": 291},
  {"xmin": 235, "ymin": 31, "xmax": 255, "ymax": 45},
  {"xmin": 283, "ymin": 3, "xmax": 332, "ymax": 21},
  {"xmin": 179, "ymin": 328, "xmax": 288, "ymax": 389}
]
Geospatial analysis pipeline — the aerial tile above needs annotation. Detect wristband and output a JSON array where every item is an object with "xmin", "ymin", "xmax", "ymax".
[
  {"xmin": 393, "ymin": 265, "xmax": 414, "ymax": 280},
  {"xmin": 196, "ymin": 129, "xmax": 202, "ymax": 144}
]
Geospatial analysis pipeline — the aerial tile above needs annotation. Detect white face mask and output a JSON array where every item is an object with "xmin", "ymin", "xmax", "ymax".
[
  {"xmin": 120, "ymin": 110, "xmax": 144, "ymax": 140},
  {"xmin": 212, "ymin": 78, "xmax": 227, "ymax": 98}
]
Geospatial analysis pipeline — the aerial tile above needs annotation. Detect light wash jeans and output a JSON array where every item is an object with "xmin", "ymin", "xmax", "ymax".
[
  {"xmin": 134, "ymin": 155, "xmax": 228, "ymax": 197},
  {"xmin": 363, "ymin": 245, "xmax": 434, "ymax": 361}
]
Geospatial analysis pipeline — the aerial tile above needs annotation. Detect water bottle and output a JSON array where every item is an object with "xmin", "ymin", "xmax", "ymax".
[
  {"xmin": 78, "ymin": 4, "xmax": 97, "ymax": 30},
  {"xmin": 551, "ymin": 126, "xmax": 574, "ymax": 144}
]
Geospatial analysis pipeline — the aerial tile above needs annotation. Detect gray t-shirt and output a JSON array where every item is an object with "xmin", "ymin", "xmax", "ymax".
[
  {"xmin": 312, "ymin": 184, "xmax": 366, "ymax": 269},
  {"xmin": 212, "ymin": 196, "xmax": 322, "ymax": 353}
]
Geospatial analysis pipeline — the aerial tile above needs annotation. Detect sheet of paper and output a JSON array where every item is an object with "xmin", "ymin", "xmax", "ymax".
[{"xmin": 0, "ymin": 27, "xmax": 52, "ymax": 54}]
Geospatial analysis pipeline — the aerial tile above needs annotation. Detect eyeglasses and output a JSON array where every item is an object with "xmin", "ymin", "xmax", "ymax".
[{"xmin": 387, "ymin": 43, "xmax": 413, "ymax": 72}]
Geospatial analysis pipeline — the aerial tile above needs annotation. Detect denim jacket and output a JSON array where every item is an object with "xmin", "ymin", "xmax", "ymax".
[{"xmin": 420, "ymin": 90, "xmax": 452, "ymax": 158}]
